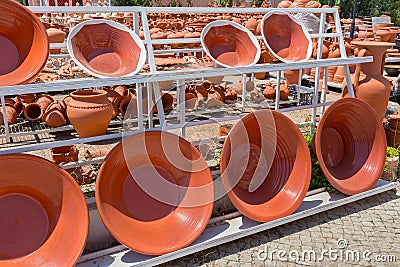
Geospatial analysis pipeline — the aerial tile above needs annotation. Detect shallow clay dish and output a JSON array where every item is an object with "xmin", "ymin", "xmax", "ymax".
[
  {"xmin": 220, "ymin": 110, "xmax": 311, "ymax": 222},
  {"xmin": 96, "ymin": 131, "xmax": 214, "ymax": 255},
  {"xmin": 0, "ymin": 154, "xmax": 88, "ymax": 266},
  {"xmin": 0, "ymin": 0, "xmax": 49, "ymax": 86},
  {"xmin": 261, "ymin": 10, "xmax": 312, "ymax": 63},
  {"xmin": 201, "ymin": 20, "xmax": 261, "ymax": 68},
  {"xmin": 67, "ymin": 19, "xmax": 146, "ymax": 78},
  {"xmin": 314, "ymin": 98, "xmax": 386, "ymax": 195}
]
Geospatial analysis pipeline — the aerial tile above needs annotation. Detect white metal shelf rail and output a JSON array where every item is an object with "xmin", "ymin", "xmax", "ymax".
[{"xmin": 0, "ymin": 6, "xmax": 368, "ymax": 151}]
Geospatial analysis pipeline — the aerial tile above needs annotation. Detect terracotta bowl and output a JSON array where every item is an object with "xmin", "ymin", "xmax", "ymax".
[
  {"xmin": 96, "ymin": 131, "xmax": 213, "ymax": 255},
  {"xmin": 0, "ymin": 154, "xmax": 88, "ymax": 265},
  {"xmin": 201, "ymin": 20, "xmax": 261, "ymax": 68},
  {"xmin": 261, "ymin": 11, "xmax": 312, "ymax": 63},
  {"xmin": 67, "ymin": 20, "xmax": 146, "ymax": 78},
  {"xmin": 0, "ymin": 0, "xmax": 49, "ymax": 86},
  {"xmin": 315, "ymin": 98, "xmax": 386, "ymax": 195},
  {"xmin": 220, "ymin": 110, "xmax": 311, "ymax": 222}
]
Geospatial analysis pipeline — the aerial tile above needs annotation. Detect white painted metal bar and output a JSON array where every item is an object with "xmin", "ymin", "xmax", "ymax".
[
  {"xmin": 320, "ymin": 67, "xmax": 329, "ymax": 115},
  {"xmin": 275, "ymin": 71, "xmax": 281, "ymax": 110},
  {"xmin": 147, "ymin": 84, "xmax": 153, "ymax": 128},
  {"xmin": 77, "ymin": 180, "xmax": 399, "ymax": 267},
  {"xmin": 240, "ymin": 74, "xmax": 247, "ymax": 112},
  {"xmin": 177, "ymin": 79, "xmax": 186, "ymax": 137},
  {"xmin": 0, "ymin": 95, "xmax": 11, "ymax": 142},
  {"xmin": 136, "ymin": 83, "xmax": 144, "ymax": 130}
]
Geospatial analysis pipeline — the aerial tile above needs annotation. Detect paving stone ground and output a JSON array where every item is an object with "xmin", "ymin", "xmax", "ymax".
[{"xmin": 162, "ymin": 190, "xmax": 400, "ymax": 267}]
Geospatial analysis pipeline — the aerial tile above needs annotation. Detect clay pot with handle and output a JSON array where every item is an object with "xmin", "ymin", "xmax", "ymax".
[{"xmin": 342, "ymin": 41, "xmax": 394, "ymax": 119}]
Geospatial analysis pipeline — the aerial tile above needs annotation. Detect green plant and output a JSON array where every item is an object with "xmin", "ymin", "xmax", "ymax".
[
  {"xmin": 383, "ymin": 146, "xmax": 399, "ymax": 174},
  {"xmin": 304, "ymin": 134, "xmax": 340, "ymax": 194},
  {"xmin": 114, "ymin": 0, "xmax": 151, "ymax": 6}
]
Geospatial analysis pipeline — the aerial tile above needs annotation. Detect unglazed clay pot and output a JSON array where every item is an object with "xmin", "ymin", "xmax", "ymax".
[
  {"xmin": 0, "ymin": 103, "xmax": 17, "ymax": 125},
  {"xmin": 23, "ymin": 103, "xmax": 43, "ymax": 122},
  {"xmin": 67, "ymin": 20, "xmax": 146, "ymax": 78},
  {"xmin": 46, "ymin": 27, "xmax": 66, "ymax": 54},
  {"xmin": 201, "ymin": 20, "xmax": 261, "ymax": 68},
  {"xmin": 314, "ymin": 98, "xmax": 386, "ymax": 195},
  {"xmin": 342, "ymin": 41, "xmax": 394, "ymax": 119},
  {"xmin": 66, "ymin": 89, "xmax": 113, "ymax": 138},
  {"xmin": 284, "ymin": 69, "xmax": 300, "ymax": 85},
  {"xmin": 0, "ymin": 154, "xmax": 88, "ymax": 266},
  {"xmin": 220, "ymin": 110, "xmax": 311, "ymax": 222},
  {"xmin": 0, "ymin": 0, "xmax": 49, "ymax": 86},
  {"xmin": 96, "ymin": 131, "xmax": 213, "ymax": 255},
  {"xmin": 261, "ymin": 11, "xmax": 312, "ymax": 63},
  {"xmin": 43, "ymin": 108, "xmax": 67, "ymax": 128}
]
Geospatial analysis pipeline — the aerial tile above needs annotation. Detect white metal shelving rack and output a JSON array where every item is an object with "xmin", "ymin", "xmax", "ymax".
[{"xmin": 0, "ymin": 6, "xmax": 398, "ymax": 266}]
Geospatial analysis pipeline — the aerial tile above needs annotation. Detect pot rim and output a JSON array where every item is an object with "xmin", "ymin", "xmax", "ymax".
[
  {"xmin": 261, "ymin": 10, "xmax": 313, "ymax": 63},
  {"xmin": 200, "ymin": 20, "xmax": 261, "ymax": 68},
  {"xmin": 0, "ymin": 0, "xmax": 49, "ymax": 86},
  {"xmin": 70, "ymin": 89, "xmax": 108, "ymax": 99},
  {"xmin": 67, "ymin": 19, "xmax": 147, "ymax": 79}
]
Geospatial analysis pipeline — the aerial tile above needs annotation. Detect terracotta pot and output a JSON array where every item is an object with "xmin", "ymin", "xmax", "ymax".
[
  {"xmin": 262, "ymin": 85, "xmax": 276, "ymax": 99},
  {"xmin": 206, "ymin": 76, "xmax": 224, "ymax": 84},
  {"xmin": 119, "ymin": 96, "xmax": 132, "ymax": 117},
  {"xmin": 96, "ymin": 131, "xmax": 213, "ymax": 255},
  {"xmin": 161, "ymin": 93, "xmax": 175, "ymax": 112},
  {"xmin": 0, "ymin": 103, "xmax": 17, "ymax": 125},
  {"xmin": 51, "ymin": 145, "xmax": 79, "ymax": 164},
  {"xmin": 261, "ymin": 11, "xmax": 312, "ymax": 63},
  {"xmin": 333, "ymin": 65, "xmax": 345, "ymax": 84},
  {"xmin": 279, "ymin": 82, "xmax": 290, "ymax": 100},
  {"xmin": 23, "ymin": 103, "xmax": 43, "ymax": 122},
  {"xmin": 284, "ymin": 69, "xmax": 300, "ymax": 85},
  {"xmin": 34, "ymin": 94, "xmax": 54, "ymax": 114},
  {"xmin": 220, "ymin": 110, "xmax": 311, "ymax": 222},
  {"xmin": 342, "ymin": 41, "xmax": 394, "ymax": 119},
  {"xmin": 328, "ymin": 66, "xmax": 338, "ymax": 82},
  {"xmin": 277, "ymin": 0, "xmax": 292, "ymax": 8},
  {"xmin": 16, "ymin": 94, "xmax": 35, "ymax": 104},
  {"xmin": 312, "ymin": 39, "xmax": 330, "ymax": 59},
  {"xmin": 314, "ymin": 98, "xmax": 386, "ymax": 195},
  {"xmin": 67, "ymin": 20, "xmax": 146, "ymax": 78},
  {"xmin": 184, "ymin": 92, "xmax": 198, "ymax": 111},
  {"xmin": 376, "ymin": 28, "xmax": 391, "ymax": 42},
  {"xmin": 66, "ymin": 89, "xmax": 113, "ymax": 138},
  {"xmin": 46, "ymin": 27, "xmax": 66, "ymax": 54},
  {"xmin": 0, "ymin": 154, "xmax": 88, "ymax": 265},
  {"xmin": 201, "ymin": 20, "xmax": 261, "ymax": 68},
  {"xmin": 225, "ymin": 89, "xmax": 238, "ymax": 101},
  {"xmin": 43, "ymin": 108, "xmax": 67, "ymax": 128},
  {"xmin": 0, "ymin": 0, "xmax": 49, "ymax": 86},
  {"xmin": 328, "ymin": 42, "xmax": 341, "ymax": 58}
]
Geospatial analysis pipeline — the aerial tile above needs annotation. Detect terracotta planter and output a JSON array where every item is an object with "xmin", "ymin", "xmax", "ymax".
[
  {"xmin": 201, "ymin": 20, "xmax": 261, "ymax": 68},
  {"xmin": 284, "ymin": 69, "xmax": 300, "ymax": 85},
  {"xmin": 51, "ymin": 145, "xmax": 79, "ymax": 164},
  {"xmin": 0, "ymin": 103, "xmax": 17, "ymax": 125},
  {"xmin": 66, "ymin": 89, "xmax": 113, "ymax": 138},
  {"xmin": 314, "ymin": 98, "xmax": 386, "ymax": 195},
  {"xmin": 220, "ymin": 110, "xmax": 311, "ymax": 222},
  {"xmin": 46, "ymin": 27, "xmax": 66, "ymax": 54},
  {"xmin": 23, "ymin": 103, "xmax": 43, "ymax": 122},
  {"xmin": 96, "ymin": 131, "xmax": 213, "ymax": 255},
  {"xmin": 67, "ymin": 20, "xmax": 146, "ymax": 78},
  {"xmin": 261, "ymin": 11, "xmax": 312, "ymax": 63},
  {"xmin": 184, "ymin": 92, "xmax": 198, "ymax": 111},
  {"xmin": 380, "ymin": 156, "xmax": 399, "ymax": 181},
  {"xmin": 0, "ymin": 154, "xmax": 88, "ymax": 265},
  {"xmin": 0, "ymin": 0, "xmax": 49, "ymax": 86},
  {"xmin": 34, "ymin": 94, "xmax": 54, "ymax": 113},
  {"xmin": 342, "ymin": 41, "xmax": 394, "ymax": 119},
  {"xmin": 43, "ymin": 108, "xmax": 67, "ymax": 128}
]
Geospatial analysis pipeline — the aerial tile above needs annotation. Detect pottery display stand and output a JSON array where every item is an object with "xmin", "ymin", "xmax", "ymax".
[{"xmin": 0, "ymin": 6, "xmax": 398, "ymax": 266}]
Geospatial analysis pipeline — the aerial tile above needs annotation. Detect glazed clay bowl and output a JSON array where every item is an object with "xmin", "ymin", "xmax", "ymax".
[
  {"xmin": 220, "ymin": 110, "xmax": 311, "ymax": 222},
  {"xmin": 0, "ymin": 0, "xmax": 49, "ymax": 86},
  {"xmin": 201, "ymin": 20, "xmax": 261, "ymax": 68},
  {"xmin": 96, "ymin": 131, "xmax": 213, "ymax": 255},
  {"xmin": 261, "ymin": 11, "xmax": 312, "ymax": 63},
  {"xmin": 0, "ymin": 154, "xmax": 88, "ymax": 266},
  {"xmin": 67, "ymin": 19, "xmax": 146, "ymax": 78},
  {"xmin": 314, "ymin": 98, "xmax": 386, "ymax": 195}
]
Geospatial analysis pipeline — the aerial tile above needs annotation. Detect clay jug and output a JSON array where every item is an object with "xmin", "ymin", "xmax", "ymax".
[
  {"xmin": 66, "ymin": 90, "xmax": 113, "ymax": 138},
  {"xmin": 342, "ymin": 41, "xmax": 394, "ymax": 119}
]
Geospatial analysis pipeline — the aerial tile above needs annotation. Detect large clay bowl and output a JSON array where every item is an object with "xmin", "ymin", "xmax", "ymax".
[
  {"xmin": 261, "ymin": 11, "xmax": 312, "ymax": 63},
  {"xmin": 0, "ymin": 0, "xmax": 49, "ymax": 86},
  {"xmin": 96, "ymin": 131, "xmax": 213, "ymax": 255},
  {"xmin": 67, "ymin": 19, "xmax": 146, "ymax": 78},
  {"xmin": 201, "ymin": 20, "xmax": 261, "ymax": 68},
  {"xmin": 314, "ymin": 98, "xmax": 386, "ymax": 195},
  {"xmin": 220, "ymin": 110, "xmax": 311, "ymax": 222},
  {"xmin": 0, "ymin": 154, "xmax": 88, "ymax": 266}
]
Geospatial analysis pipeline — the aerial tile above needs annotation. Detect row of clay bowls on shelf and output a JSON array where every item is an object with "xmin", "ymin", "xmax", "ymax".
[{"xmin": 0, "ymin": 96, "xmax": 387, "ymax": 265}]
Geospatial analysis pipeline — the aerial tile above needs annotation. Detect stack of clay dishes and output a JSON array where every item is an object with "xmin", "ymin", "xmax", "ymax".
[
  {"xmin": 261, "ymin": 10, "xmax": 312, "ymax": 63},
  {"xmin": 0, "ymin": 154, "xmax": 88, "ymax": 265},
  {"xmin": 201, "ymin": 20, "xmax": 261, "ymax": 68},
  {"xmin": 220, "ymin": 110, "xmax": 311, "ymax": 222},
  {"xmin": 96, "ymin": 131, "xmax": 213, "ymax": 255},
  {"xmin": 0, "ymin": 0, "xmax": 49, "ymax": 86},
  {"xmin": 67, "ymin": 20, "xmax": 146, "ymax": 78},
  {"xmin": 314, "ymin": 98, "xmax": 386, "ymax": 195}
]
